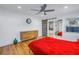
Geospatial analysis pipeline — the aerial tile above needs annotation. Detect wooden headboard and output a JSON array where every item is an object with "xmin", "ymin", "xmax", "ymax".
[{"xmin": 20, "ymin": 30, "xmax": 38, "ymax": 41}]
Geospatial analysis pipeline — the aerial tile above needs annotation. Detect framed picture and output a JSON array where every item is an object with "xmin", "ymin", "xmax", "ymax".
[{"xmin": 66, "ymin": 26, "xmax": 79, "ymax": 32}]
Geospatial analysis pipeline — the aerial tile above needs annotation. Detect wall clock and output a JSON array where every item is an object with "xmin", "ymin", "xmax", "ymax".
[{"xmin": 26, "ymin": 18, "xmax": 32, "ymax": 24}]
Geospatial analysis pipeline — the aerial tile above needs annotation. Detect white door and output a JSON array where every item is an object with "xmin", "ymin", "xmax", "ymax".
[{"xmin": 47, "ymin": 19, "xmax": 56, "ymax": 37}]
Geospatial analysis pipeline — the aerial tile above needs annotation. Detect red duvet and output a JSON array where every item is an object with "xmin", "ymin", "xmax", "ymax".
[{"xmin": 28, "ymin": 37, "xmax": 79, "ymax": 55}]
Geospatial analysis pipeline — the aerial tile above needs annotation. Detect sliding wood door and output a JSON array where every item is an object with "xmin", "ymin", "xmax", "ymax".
[{"xmin": 42, "ymin": 20, "xmax": 47, "ymax": 36}]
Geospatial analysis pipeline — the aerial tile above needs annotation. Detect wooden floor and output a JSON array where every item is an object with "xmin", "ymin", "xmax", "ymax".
[{"xmin": 0, "ymin": 40, "xmax": 34, "ymax": 55}]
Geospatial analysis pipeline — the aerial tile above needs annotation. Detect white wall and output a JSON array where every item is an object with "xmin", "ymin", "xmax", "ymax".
[{"xmin": 0, "ymin": 9, "xmax": 42, "ymax": 47}]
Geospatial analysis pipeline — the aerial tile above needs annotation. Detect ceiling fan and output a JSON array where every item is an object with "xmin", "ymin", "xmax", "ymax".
[{"xmin": 31, "ymin": 4, "xmax": 55, "ymax": 15}]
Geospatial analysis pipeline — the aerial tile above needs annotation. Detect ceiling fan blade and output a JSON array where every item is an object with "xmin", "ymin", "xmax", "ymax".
[
  {"xmin": 36, "ymin": 11, "xmax": 41, "ymax": 15},
  {"xmin": 45, "ymin": 9, "xmax": 55, "ymax": 12},
  {"xmin": 47, "ymin": 17, "xmax": 57, "ymax": 20},
  {"xmin": 31, "ymin": 9, "xmax": 39, "ymax": 11}
]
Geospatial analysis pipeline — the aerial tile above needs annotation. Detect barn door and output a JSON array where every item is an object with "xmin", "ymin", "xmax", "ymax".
[{"xmin": 42, "ymin": 20, "xmax": 47, "ymax": 36}]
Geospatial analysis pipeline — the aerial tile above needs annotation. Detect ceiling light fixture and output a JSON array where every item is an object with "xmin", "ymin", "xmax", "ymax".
[
  {"xmin": 64, "ymin": 6, "xmax": 68, "ymax": 9},
  {"xmin": 17, "ymin": 6, "xmax": 22, "ymax": 9}
]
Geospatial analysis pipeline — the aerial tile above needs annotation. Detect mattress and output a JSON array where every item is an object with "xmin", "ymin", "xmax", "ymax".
[{"xmin": 28, "ymin": 37, "xmax": 79, "ymax": 55}]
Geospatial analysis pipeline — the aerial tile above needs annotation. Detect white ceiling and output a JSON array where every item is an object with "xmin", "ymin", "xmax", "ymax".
[{"xmin": 0, "ymin": 4, "xmax": 79, "ymax": 19}]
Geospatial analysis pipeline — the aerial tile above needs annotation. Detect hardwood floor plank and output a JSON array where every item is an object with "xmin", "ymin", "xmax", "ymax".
[
  {"xmin": 20, "ymin": 42, "xmax": 30, "ymax": 55},
  {"xmin": 11, "ymin": 44, "xmax": 18, "ymax": 55},
  {"xmin": 16, "ymin": 43, "xmax": 26, "ymax": 55},
  {"xmin": 1, "ymin": 46, "xmax": 9, "ymax": 55},
  {"xmin": 8, "ymin": 45, "xmax": 16, "ymax": 55},
  {"xmin": 0, "ymin": 39, "xmax": 35, "ymax": 55},
  {"xmin": 0, "ymin": 47, "xmax": 2, "ymax": 55}
]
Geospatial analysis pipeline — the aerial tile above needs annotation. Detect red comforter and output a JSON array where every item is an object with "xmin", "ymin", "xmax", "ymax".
[{"xmin": 28, "ymin": 37, "xmax": 79, "ymax": 55}]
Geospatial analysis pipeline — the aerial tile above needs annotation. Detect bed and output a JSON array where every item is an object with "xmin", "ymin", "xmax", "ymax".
[{"xmin": 28, "ymin": 37, "xmax": 79, "ymax": 55}]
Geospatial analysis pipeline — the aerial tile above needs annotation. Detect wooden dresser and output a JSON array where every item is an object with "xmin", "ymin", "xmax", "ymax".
[{"xmin": 20, "ymin": 30, "xmax": 38, "ymax": 41}]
